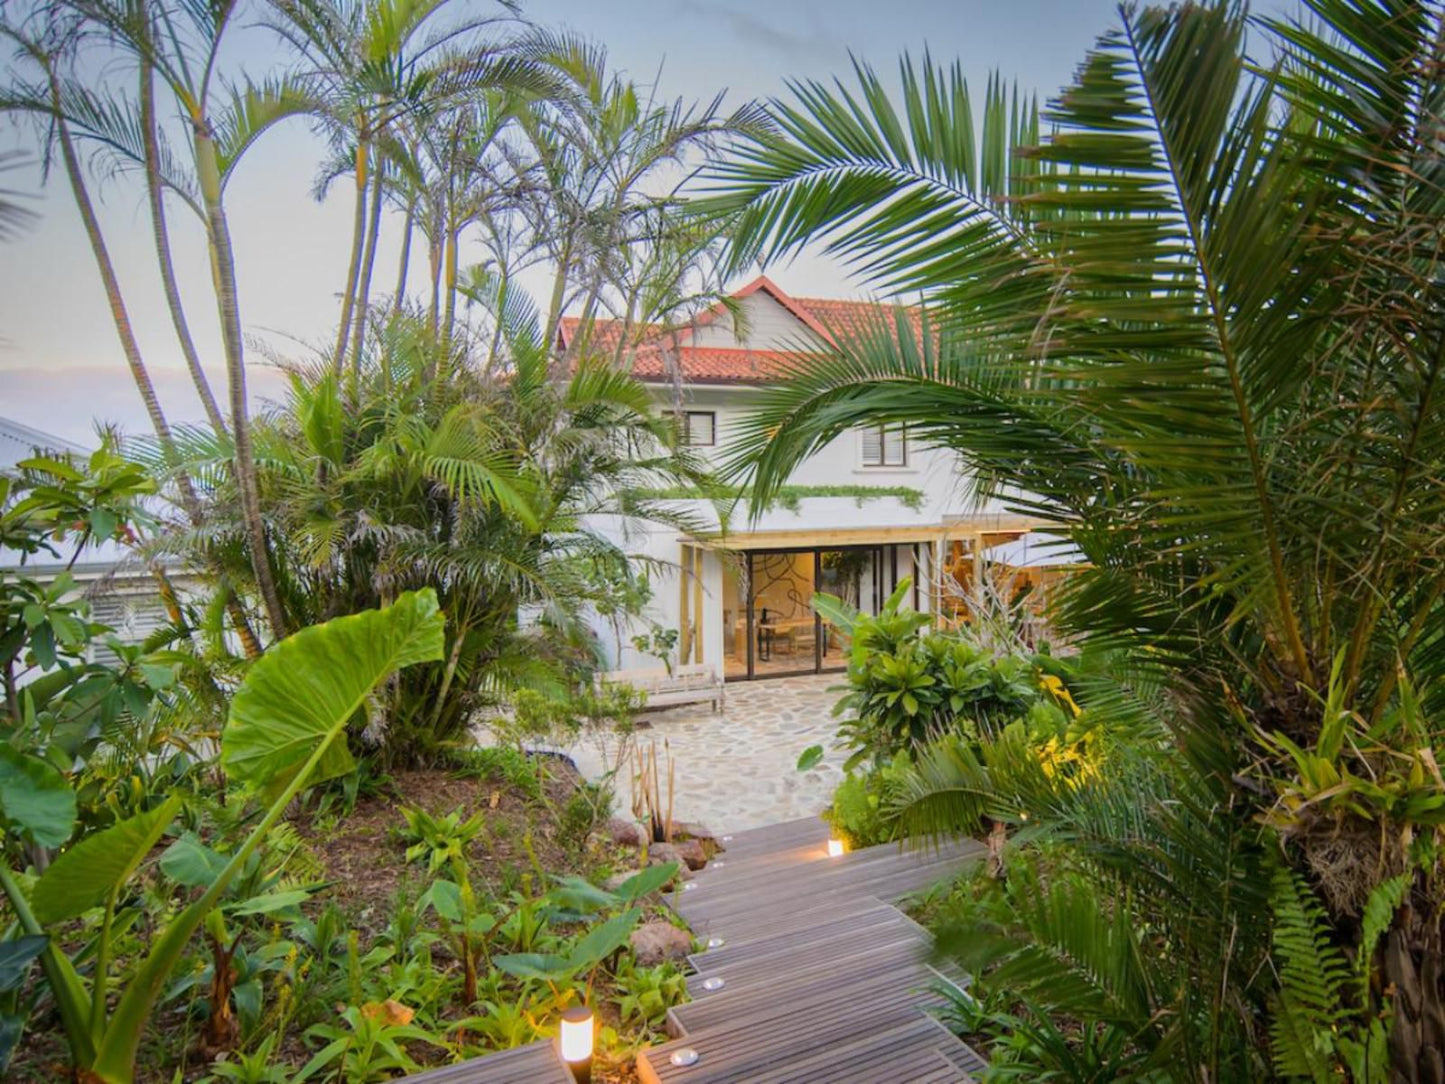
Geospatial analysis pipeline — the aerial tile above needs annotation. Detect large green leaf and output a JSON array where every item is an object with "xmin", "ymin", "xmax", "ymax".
[
  {"xmin": 226, "ymin": 889, "xmax": 312, "ymax": 916},
  {"xmin": 568, "ymin": 907, "xmax": 640, "ymax": 970},
  {"xmin": 221, "ymin": 589, "xmax": 445, "ymax": 800},
  {"xmin": 493, "ymin": 951, "xmax": 572, "ymax": 981},
  {"xmin": 548, "ymin": 874, "xmax": 619, "ymax": 915},
  {"xmin": 158, "ymin": 833, "xmax": 228, "ymax": 888},
  {"xmin": 0, "ymin": 935, "xmax": 47, "ymax": 990},
  {"xmin": 611, "ymin": 864, "xmax": 678, "ymax": 904},
  {"xmin": 31, "ymin": 797, "xmax": 180, "ymax": 925},
  {"xmin": 91, "ymin": 592, "xmax": 447, "ymax": 1083},
  {"xmin": 0, "ymin": 746, "xmax": 76, "ymax": 848}
]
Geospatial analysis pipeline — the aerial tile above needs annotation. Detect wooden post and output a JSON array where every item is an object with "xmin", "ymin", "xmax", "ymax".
[
  {"xmin": 678, "ymin": 544, "xmax": 692, "ymax": 664},
  {"xmin": 912, "ymin": 543, "xmax": 921, "ymax": 611},
  {"xmin": 692, "ymin": 546, "xmax": 704, "ymax": 665},
  {"xmin": 745, "ymin": 551, "xmax": 755, "ymax": 680},
  {"xmin": 813, "ymin": 548, "xmax": 823, "ymax": 672}
]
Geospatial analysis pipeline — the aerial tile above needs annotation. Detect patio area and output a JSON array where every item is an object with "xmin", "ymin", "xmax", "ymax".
[{"xmin": 565, "ymin": 673, "xmax": 849, "ymax": 832}]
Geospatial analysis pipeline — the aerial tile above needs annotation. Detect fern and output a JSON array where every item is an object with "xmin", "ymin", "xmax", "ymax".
[
  {"xmin": 1268, "ymin": 864, "xmax": 1351, "ymax": 1081},
  {"xmin": 1356, "ymin": 873, "xmax": 1409, "ymax": 999}
]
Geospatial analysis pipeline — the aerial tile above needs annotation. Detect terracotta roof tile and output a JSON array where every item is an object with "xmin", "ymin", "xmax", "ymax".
[{"xmin": 556, "ymin": 277, "xmax": 919, "ymax": 385}]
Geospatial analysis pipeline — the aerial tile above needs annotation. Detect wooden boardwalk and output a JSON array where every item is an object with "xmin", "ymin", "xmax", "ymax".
[
  {"xmin": 401, "ymin": 817, "xmax": 985, "ymax": 1084},
  {"xmin": 637, "ymin": 817, "xmax": 988, "ymax": 1083},
  {"xmin": 403, "ymin": 1039, "xmax": 573, "ymax": 1084}
]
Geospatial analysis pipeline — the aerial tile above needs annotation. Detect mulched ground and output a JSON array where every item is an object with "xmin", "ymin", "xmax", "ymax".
[{"xmin": 297, "ymin": 758, "xmax": 598, "ymax": 940}]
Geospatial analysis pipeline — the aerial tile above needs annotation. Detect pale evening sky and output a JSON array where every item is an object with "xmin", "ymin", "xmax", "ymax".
[{"xmin": 0, "ymin": 0, "xmax": 1289, "ymax": 444}]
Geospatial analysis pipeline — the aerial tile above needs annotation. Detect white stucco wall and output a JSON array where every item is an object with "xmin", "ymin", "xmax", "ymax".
[
  {"xmin": 583, "ymin": 288, "xmax": 1022, "ymax": 676},
  {"xmin": 687, "ymin": 290, "xmax": 819, "ymax": 350}
]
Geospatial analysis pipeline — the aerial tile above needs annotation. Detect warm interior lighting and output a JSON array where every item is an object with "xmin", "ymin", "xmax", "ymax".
[
  {"xmin": 560, "ymin": 1005, "xmax": 594, "ymax": 1063},
  {"xmin": 828, "ymin": 837, "xmax": 845, "ymax": 857}
]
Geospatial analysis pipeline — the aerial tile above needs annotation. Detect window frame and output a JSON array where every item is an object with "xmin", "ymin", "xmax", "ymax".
[
  {"xmin": 859, "ymin": 423, "xmax": 907, "ymax": 468},
  {"xmin": 682, "ymin": 410, "xmax": 717, "ymax": 447}
]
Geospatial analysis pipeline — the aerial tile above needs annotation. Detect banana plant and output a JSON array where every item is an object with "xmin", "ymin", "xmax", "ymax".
[{"xmin": 0, "ymin": 589, "xmax": 444, "ymax": 1084}]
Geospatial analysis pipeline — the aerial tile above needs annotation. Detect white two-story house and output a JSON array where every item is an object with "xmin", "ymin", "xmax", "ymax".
[{"xmin": 560, "ymin": 276, "xmax": 1053, "ymax": 682}]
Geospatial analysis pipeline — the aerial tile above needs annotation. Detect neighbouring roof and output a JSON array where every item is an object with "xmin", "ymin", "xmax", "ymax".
[
  {"xmin": 0, "ymin": 415, "xmax": 87, "ymax": 473},
  {"xmin": 0, "ymin": 417, "xmax": 147, "ymax": 576},
  {"xmin": 556, "ymin": 275, "xmax": 921, "ymax": 385}
]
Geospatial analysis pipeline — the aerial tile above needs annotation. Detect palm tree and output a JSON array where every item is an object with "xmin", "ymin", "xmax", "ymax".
[
  {"xmin": 66, "ymin": 0, "xmax": 316, "ymax": 640},
  {"xmin": 266, "ymin": 0, "xmax": 552, "ymax": 373},
  {"xmin": 0, "ymin": 17, "xmax": 187, "ymax": 498},
  {"xmin": 1, "ymin": 6, "xmax": 227, "ymax": 438},
  {"xmin": 710, "ymin": 2, "xmax": 1445, "ymax": 1078},
  {"xmin": 510, "ymin": 30, "xmax": 770, "ymax": 373}
]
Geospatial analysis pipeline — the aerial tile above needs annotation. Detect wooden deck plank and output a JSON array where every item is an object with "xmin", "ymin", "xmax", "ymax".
[
  {"xmin": 640, "ymin": 817, "xmax": 987, "ymax": 1083},
  {"xmin": 671, "ymin": 842, "xmax": 978, "ymax": 927},
  {"xmin": 642, "ymin": 1012, "xmax": 976, "ymax": 1084},
  {"xmin": 400, "ymin": 1040, "xmax": 573, "ymax": 1084},
  {"xmin": 682, "ymin": 916, "xmax": 927, "ymax": 997},
  {"xmin": 683, "ymin": 900, "xmax": 902, "ymax": 971}
]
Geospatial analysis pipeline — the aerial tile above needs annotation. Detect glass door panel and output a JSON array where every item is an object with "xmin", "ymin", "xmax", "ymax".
[{"xmin": 817, "ymin": 549, "xmax": 866, "ymax": 666}]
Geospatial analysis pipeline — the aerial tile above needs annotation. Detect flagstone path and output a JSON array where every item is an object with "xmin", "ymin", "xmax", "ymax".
[{"xmin": 564, "ymin": 673, "xmax": 850, "ymax": 831}]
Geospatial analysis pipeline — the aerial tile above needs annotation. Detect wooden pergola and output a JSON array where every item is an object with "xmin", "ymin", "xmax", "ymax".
[{"xmin": 675, "ymin": 513, "xmax": 1050, "ymax": 675}]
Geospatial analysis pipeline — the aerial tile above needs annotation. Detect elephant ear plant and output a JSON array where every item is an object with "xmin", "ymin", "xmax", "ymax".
[{"xmin": 0, "ymin": 590, "xmax": 445, "ymax": 1083}]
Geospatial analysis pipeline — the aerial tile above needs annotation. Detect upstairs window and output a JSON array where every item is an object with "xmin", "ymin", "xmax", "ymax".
[
  {"xmin": 682, "ymin": 411, "xmax": 716, "ymax": 447},
  {"xmin": 860, "ymin": 424, "xmax": 907, "ymax": 467}
]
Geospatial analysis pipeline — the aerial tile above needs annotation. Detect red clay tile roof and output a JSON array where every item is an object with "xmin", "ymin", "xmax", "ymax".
[{"xmin": 556, "ymin": 276, "xmax": 919, "ymax": 385}]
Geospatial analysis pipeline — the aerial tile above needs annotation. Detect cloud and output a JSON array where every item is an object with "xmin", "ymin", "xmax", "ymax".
[{"xmin": 676, "ymin": 1, "xmax": 844, "ymax": 64}]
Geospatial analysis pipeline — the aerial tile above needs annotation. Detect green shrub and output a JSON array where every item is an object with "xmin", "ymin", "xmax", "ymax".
[
  {"xmin": 823, "ymin": 752, "xmax": 911, "ymax": 849},
  {"xmin": 397, "ymin": 806, "xmax": 489, "ymax": 874},
  {"xmin": 558, "ymin": 780, "xmax": 614, "ymax": 850},
  {"xmin": 817, "ymin": 579, "xmax": 1059, "ymax": 770},
  {"xmin": 611, "ymin": 958, "xmax": 688, "ymax": 1031}
]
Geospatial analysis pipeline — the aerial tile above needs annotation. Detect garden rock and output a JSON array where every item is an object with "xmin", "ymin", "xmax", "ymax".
[
  {"xmin": 648, "ymin": 841, "xmax": 684, "ymax": 866},
  {"xmin": 606, "ymin": 817, "xmax": 644, "ymax": 847},
  {"xmin": 674, "ymin": 820, "xmax": 721, "ymax": 847},
  {"xmin": 673, "ymin": 838, "xmax": 709, "ymax": 871},
  {"xmin": 646, "ymin": 842, "xmax": 693, "ymax": 883},
  {"xmin": 630, "ymin": 920, "xmax": 693, "ymax": 966}
]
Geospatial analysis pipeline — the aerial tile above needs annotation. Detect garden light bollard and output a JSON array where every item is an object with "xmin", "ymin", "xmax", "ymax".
[{"xmin": 559, "ymin": 1005, "xmax": 594, "ymax": 1083}]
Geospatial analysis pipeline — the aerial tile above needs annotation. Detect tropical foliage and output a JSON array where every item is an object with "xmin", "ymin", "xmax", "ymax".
[
  {"xmin": 0, "ymin": 2, "xmax": 741, "ymax": 1080},
  {"xmin": 134, "ymin": 311, "xmax": 705, "ymax": 767},
  {"xmin": 0, "ymin": 463, "xmax": 689, "ymax": 1082},
  {"xmin": 716, "ymin": 1, "xmax": 1445, "ymax": 1079},
  {"xmin": 813, "ymin": 579, "xmax": 1057, "ymax": 772}
]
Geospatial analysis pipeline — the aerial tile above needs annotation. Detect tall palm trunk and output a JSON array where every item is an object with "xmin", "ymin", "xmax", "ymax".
[
  {"xmin": 392, "ymin": 194, "xmax": 416, "ymax": 316},
  {"xmin": 140, "ymin": 64, "xmax": 262, "ymax": 657},
  {"xmin": 333, "ymin": 137, "xmax": 370, "ymax": 374},
  {"xmin": 544, "ymin": 240, "xmax": 572, "ymax": 380},
  {"xmin": 349, "ymin": 162, "xmax": 385, "ymax": 372},
  {"xmin": 485, "ymin": 270, "xmax": 508, "ymax": 371},
  {"xmin": 140, "ymin": 62, "xmax": 226, "ymax": 436},
  {"xmin": 49, "ymin": 68, "xmax": 195, "ymax": 516},
  {"xmin": 193, "ymin": 124, "xmax": 289, "ymax": 640},
  {"xmin": 52, "ymin": 78, "xmax": 166, "ymax": 441},
  {"xmin": 427, "ymin": 225, "xmax": 443, "ymax": 342},
  {"xmin": 440, "ymin": 225, "xmax": 459, "ymax": 357}
]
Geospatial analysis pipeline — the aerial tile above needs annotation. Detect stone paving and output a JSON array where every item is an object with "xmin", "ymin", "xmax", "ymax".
[{"xmin": 564, "ymin": 673, "xmax": 850, "ymax": 832}]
